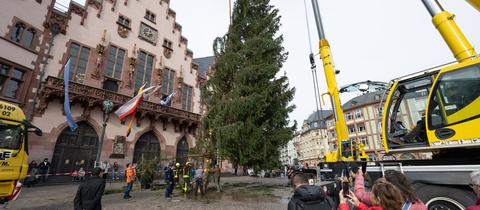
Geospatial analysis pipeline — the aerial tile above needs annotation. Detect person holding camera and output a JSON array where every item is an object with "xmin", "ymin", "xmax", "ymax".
[
  {"xmin": 339, "ymin": 179, "xmax": 403, "ymax": 210},
  {"xmin": 353, "ymin": 169, "xmax": 426, "ymax": 210},
  {"xmin": 288, "ymin": 173, "xmax": 334, "ymax": 210}
]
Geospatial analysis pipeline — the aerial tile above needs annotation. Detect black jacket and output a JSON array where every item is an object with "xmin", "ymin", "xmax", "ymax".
[
  {"xmin": 165, "ymin": 167, "xmax": 174, "ymax": 183},
  {"xmin": 288, "ymin": 185, "xmax": 333, "ymax": 210},
  {"xmin": 38, "ymin": 161, "xmax": 50, "ymax": 170},
  {"xmin": 74, "ymin": 176, "xmax": 106, "ymax": 210}
]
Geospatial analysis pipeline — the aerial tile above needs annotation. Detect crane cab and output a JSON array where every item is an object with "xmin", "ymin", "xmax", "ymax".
[
  {"xmin": 425, "ymin": 58, "xmax": 480, "ymax": 148},
  {"xmin": 0, "ymin": 101, "xmax": 41, "ymax": 201},
  {"xmin": 381, "ymin": 58, "xmax": 480, "ymax": 153}
]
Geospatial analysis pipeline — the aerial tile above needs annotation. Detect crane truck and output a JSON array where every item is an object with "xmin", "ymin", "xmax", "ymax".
[
  {"xmin": 0, "ymin": 101, "xmax": 42, "ymax": 203},
  {"xmin": 309, "ymin": 0, "xmax": 480, "ymax": 209}
]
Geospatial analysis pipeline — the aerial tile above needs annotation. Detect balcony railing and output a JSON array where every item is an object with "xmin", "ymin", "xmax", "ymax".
[{"xmin": 41, "ymin": 76, "xmax": 201, "ymax": 123}]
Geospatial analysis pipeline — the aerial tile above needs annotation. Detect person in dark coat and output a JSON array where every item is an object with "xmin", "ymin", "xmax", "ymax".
[
  {"xmin": 38, "ymin": 158, "xmax": 50, "ymax": 182},
  {"xmin": 164, "ymin": 163, "xmax": 174, "ymax": 199},
  {"xmin": 288, "ymin": 172, "xmax": 334, "ymax": 210},
  {"xmin": 74, "ymin": 167, "xmax": 106, "ymax": 210}
]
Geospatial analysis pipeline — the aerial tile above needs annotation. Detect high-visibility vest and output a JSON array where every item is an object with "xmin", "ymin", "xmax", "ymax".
[{"xmin": 126, "ymin": 167, "xmax": 135, "ymax": 183}]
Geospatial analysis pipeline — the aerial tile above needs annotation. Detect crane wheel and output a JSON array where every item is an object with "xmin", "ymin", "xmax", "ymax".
[{"xmin": 414, "ymin": 183, "xmax": 475, "ymax": 210}]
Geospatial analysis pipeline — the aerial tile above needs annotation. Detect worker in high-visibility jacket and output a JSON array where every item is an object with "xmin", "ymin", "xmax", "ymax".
[
  {"xmin": 174, "ymin": 163, "xmax": 181, "ymax": 188},
  {"xmin": 182, "ymin": 162, "xmax": 192, "ymax": 193},
  {"xmin": 124, "ymin": 163, "xmax": 136, "ymax": 199}
]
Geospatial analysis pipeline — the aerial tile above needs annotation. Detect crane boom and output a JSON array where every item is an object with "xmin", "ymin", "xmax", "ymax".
[
  {"xmin": 422, "ymin": 0, "xmax": 477, "ymax": 61},
  {"xmin": 466, "ymin": 0, "xmax": 480, "ymax": 12},
  {"xmin": 310, "ymin": 0, "xmax": 351, "ymax": 162}
]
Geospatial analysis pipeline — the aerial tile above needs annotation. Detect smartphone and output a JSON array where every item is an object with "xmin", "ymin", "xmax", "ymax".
[
  {"xmin": 342, "ymin": 182, "xmax": 349, "ymax": 196},
  {"xmin": 361, "ymin": 162, "xmax": 367, "ymax": 174}
]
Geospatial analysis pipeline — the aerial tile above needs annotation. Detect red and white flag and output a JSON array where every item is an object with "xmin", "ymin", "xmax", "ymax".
[{"xmin": 114, "ymin": 85, "xmax": 160, "ymax": 121}]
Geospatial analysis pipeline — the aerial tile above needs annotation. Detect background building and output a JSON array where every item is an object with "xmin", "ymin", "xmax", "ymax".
[
  {"xmin": 325, "ymin": 92, "xmax": 384, "ymax": 160},
  {"xmin": 296, "ymin": 110, "xmax": 331, "ymax": 166},
  {"xmin": 325, "ymin": 91, "xmax": 430, "ymax": 160},
  {"xmin": 1, "ymin": 0, "xmax": 206, "ymax": 174},
  {"xmin": 279, "ymin": 132, "xmax": 298, "ymax": 166}
]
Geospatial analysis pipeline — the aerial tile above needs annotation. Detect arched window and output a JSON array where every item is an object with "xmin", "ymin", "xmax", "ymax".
[
  {"xmin": 51, "ymin": 122, "xmax": 98, "ymax": 173},
  {"xmin": 133, "ymin": 132, "xmax": 160, "ymax": 164},
  {"xmin": 176, "ymin": 137, "xmax": 189, "ymax": 166},
  {"xmin": 10, "ymin": 22, "xmax": 35, "ymax": 49}
]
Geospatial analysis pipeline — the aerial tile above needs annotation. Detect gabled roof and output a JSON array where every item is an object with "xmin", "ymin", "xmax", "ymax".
[
  {"xmin": 303, "ymin": 110, "xmax": 332, "ymax": 130},
  {"xmin": 323, "ymin": 91, "xmax": 384, "ymax": 120},
  {"xmin": 193, "ymin": 56, "xmax": 215, "ymax": 78},
  {"xmin": 342, "ymin": 91, "xmax": 384, "ymax": 111}
]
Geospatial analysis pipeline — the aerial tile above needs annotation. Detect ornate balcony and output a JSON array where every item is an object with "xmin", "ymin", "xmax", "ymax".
[{"xmin": 39, "ymin": 76, "xmax": 200, "ymax": 130}]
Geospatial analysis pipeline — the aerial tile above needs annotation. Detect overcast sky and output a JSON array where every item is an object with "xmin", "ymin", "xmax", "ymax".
[{"xmin": 59, "ymin": 0, "xmax": 480, "ymax": 127}]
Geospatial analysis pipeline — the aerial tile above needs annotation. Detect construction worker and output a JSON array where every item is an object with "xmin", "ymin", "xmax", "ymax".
[
  {"xmin": 174, "ymin": 163, "xmax": 181, "ymax": 188},
  {"xmin": 182, "ymin": 162, "xmax": 192, "ymax": 193},
  {"xmin": 123, "ymin": 163, "xmax": 136, "ymax": 199}
]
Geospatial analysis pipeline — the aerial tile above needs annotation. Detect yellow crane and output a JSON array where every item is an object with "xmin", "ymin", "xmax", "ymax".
[
  {"xmin": 309, "ymin": 0, "xmax": 480, "ymax": 208},
  {"xmin": 381, "ymin": 0, "xmax": 480, "ymax": 155},
  {"xmin": 310, "ymin": 0, "xmax": 367, "ymax": 163}
]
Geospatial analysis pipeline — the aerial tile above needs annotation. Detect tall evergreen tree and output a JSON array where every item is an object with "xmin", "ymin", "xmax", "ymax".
[{"xmin": 200, "ymin": 0, "xmax": 296, "ymax": 171}]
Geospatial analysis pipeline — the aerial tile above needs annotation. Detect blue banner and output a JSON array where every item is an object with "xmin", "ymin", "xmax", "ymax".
[{"xmin": 63, "ymin": 58, "xmax": 78, "ymax": 131}]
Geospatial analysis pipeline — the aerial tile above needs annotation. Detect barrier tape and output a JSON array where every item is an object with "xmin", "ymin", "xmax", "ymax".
[{"xmin": 25, "ymin": 171, "xmax": 126, "ymax": 177}]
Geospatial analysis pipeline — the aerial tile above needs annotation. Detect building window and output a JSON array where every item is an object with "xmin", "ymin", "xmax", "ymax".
[
  {"xmin": 0, "ymin": 62, "xmax": 25, "ymax": 99},
  {"xmin": 67, "ymin": 43, "xmax": 90, "ymax": 83},
  {"xmin": 376, "ymin": 106, "xmax": 383, "ymax": 118},
  {"xmin": 348, "ymin": 125, "xmax": 356, "ymax": 134},
  {"xmin": 345, "ymin": 112, "xmax": 354, "ymax": 121},
  {"xmin": 163, "ymin": 39, "xmax": 173, "ymax": 49},
  {"xmin": 360, "ymin": 136, "xmax": 368, "ymax": 147},
  {"xmin": 134, "ymin": 51, "xmax": 154, "ymax": 90},
  {"xmin": 103, "ymin": 78, "xmax": 118, "ymax": 92},
  {"xmin": 10, "ymin": 22, "xmax": 35, "ymax": 49},
  {"xmin": 117, "ymin": 15, "xmax": 131, "ymax": 28},
  {"xmin": 354, "ymin": 110, "xmax": 363, "ymax": 119},
  {"xmin": 330, "ymin": 131, "xmax": 336, "ymax": 138},
  {"xmin": 105, "ymin": 45, "xmax": 125, "ymax": 80},
  {"xmin": 162, "ymin": 68, "xmax": 175, "ymax": 95},
  {"xmin": 145, "ymin": 10, "xmax": 156, "ymax": 23},
  {"xmin": 357, "ymin": 123, "xmax": 366, "ymax": 132},
  {"xmin": 181, "ymin": 84, "xmax": 193, "ymax": 111}
]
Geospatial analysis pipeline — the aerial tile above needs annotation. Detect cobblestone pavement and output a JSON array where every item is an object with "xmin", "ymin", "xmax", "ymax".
[{"xmin": 3, "ymin": 176, "xmax": 293, "ymax": 210}]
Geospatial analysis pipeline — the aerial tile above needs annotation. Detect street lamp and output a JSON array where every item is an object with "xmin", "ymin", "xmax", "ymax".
[{"xmin": 95, "ymin": 100, "xmax": 114, "ymax": 165}]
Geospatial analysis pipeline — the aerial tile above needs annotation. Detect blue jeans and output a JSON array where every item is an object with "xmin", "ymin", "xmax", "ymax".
[{"xmin": 124, "ymin": 183, "xmax": 132, "ymax": 198}]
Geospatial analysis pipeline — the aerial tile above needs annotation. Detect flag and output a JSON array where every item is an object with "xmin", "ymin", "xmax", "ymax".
[
  {"xmin": 114, "ymin": 85, "xmax": 160, "ymax": 136},
  {"xmin": 63, "ymin": 58, "xmax": 78, "ymax": 131},
  {"xmin": 114, "ymin": 85, "xmax": 159, "ymax": 121},
  {"xmin": 124, "ymin": 84, "xmax": 145, "ymax": 137},
  {"xmin": 160, "ymin": 91, "xmax": 176, "ymax": 106}
]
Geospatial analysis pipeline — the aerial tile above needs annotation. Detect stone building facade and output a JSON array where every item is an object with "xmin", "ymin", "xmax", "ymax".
[
  {"xmin": 279, "ymin": 133, "xmax": 298, "ymax": 166},
  {"xmin": 1, "ymin": 0, "xmax": 207, "ymax": 173},
  {"xmin": 295, "ymin": 110, "xmax": 331, "ymax": 166},
  {"xmin": 325, "ymin": 92, "xmax": 384, "ymax": 160}
]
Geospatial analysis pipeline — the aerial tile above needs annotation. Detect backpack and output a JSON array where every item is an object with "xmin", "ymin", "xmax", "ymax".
[{"xmin": 290, "ymin": 196, "xmax": 334, "ymax": 210}]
